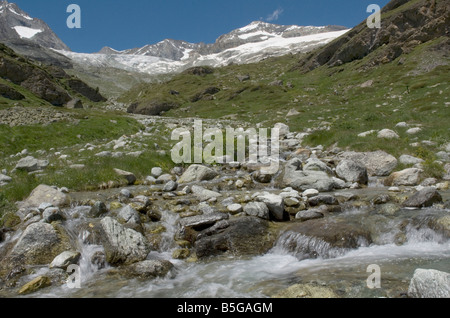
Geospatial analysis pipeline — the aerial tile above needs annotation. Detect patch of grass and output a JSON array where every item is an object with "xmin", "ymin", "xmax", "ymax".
[{"xmin": 0, "ymin": 111, "xmax": 143, "ymax": 157}]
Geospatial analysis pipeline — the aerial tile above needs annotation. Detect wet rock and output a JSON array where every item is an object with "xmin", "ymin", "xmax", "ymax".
[
  {"xmin": 88, "ymin": 201, "xmax": 108, "ymax": 218},
  {"xmin": 18, "ymin": 276, "xmax": 51, "ymax": 295},
  {"xmin": 253, "ymin": 170, "xmax": 273, "ymax": 183},
  {"xmin": 49, "ymin": 251, "xmax": 81, "ymax": 270},
  {"xmin": 91, "ymin": 251, "xmax": 106, "ymax": 270},
  {"xmin": 119, "ymin": 189, "xmax": 132, "ymax": 198},
  {"xmin": 178, "ymin": 165, "xmax": 218, "ymax": 184},
  {"xmin": 280, "ymin": 219, "xmax": 372, "ymax": 259},
  {"xmin": 18, "ymin": 184, "xmax": 68, "ymax": 209},
  {"xmin": 284, "ymin": 197, "xmax": 300, "ymax": 207},
  {"xmin": 227, "ymin": 204, "xmax": 243, "ymax": 214},
  {"xmin": 178, "ymin": 213, "xmax": 229, "ymax": 231},
  {"xmin": 244, "ymin": 202, "xmax": 270, "ymax": 220},
  {"xmin": 191, "ymin": 185, "xmax": 222, "ymax": 202},
  {"xmin": 194, "ymin": 216, "xmax": 274, "ymax": 258},
  {"xmin": 14, "ymin": 156, "xmax": 49, "ymax": 172},
  {"xmin": 303, "ymin": 189, "xmax": 319, "ymax": 198},
  {"xmin": 338, "ymin": 151, "xmax": 398, "ymax": 176},
  {"xmin": 256, "ymin": 192, "xmax": 285, "ymax": 221},
  {"xmin": 172, "ymin": 249, "xmax": 190, "ymax": 260},
  {"xmin": 123, "ymin": 260, "xmax": 173, "ymax": 279},
  {"xmin": 295, "ymin": 210, "xmax": 324, "ymax": 222},
  {"xmin": 163, "ymin": 180, "xmax": 178, "ymax": 192},
  {"xmin": 384, "ymin": 168, "xmax": 422, "ymax": 186},
  {"xmin": 100, "ymin": 217, "xmax": 150, "ymax": 266},
  {"xmin": 117, "ymin": 205, "xmax": 141, "ymax": 225},
  {"xmin": 308, "ymin": 195, "xmax": 338, "ymax": 206},
  {"xmin": 0, "ymin": 222, "xmax": 72, "ymax": 277},
  {"xmin": 408, "ymin": 269, "xmax": 450, "ymax": 298},
  {"xmin": 336, "ymin": 159, "xmax": 368, "ymax": 184},
  {"xmin": 42, "ymin": 207, "xmax": 66, "ymax": 223},
  {"xmin": 402, "ymin": 188, "xmax": 443, "ymax": 208},
  {"xmin": 371, "ymin": 194, "xmax": 391, "ymax": 205},
  {"xmin": 113, "ymin": 169, "xmax": 136, "ymax": 185},
  {"xmin": 273, "ymin": 283, "xmax": 338, "ymax": 298}
]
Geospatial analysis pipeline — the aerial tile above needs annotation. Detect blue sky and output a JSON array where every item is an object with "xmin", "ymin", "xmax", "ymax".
[{"xmin": 13, "ymin": 0, "xmax": 390, "ymax": 53}]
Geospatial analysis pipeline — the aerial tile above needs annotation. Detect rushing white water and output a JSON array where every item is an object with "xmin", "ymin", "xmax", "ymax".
[{"xmin": 8, "ymin": 203, "xmax": 450, "ymax": 298}]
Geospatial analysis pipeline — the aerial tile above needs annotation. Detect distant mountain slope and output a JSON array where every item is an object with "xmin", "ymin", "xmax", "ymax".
[
  {"xmin": 0, "ymin": 43, "xmax": 105, "ymax": 107},
  {"xmin": 296, "ymin": 0, "xmax": 449, "ymax": 72}
]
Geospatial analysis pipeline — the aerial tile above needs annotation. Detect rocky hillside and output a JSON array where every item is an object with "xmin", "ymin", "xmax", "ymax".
[
  {"xmin": 0, "ymin": 43, "xmax": 105, "ymax": 107},
  {"xmin": 296, "ymin": 0, "xmax": 449, "ymax": 72},
  {"xmin": 0, "ymin": 1, "xmax": 72, "ymax": 67}
]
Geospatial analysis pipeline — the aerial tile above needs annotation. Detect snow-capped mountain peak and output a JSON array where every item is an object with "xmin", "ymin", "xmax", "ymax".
[
  {"xmin": 60, "ymin": 21, "xmax": 349, "ymax": 77},
  {"xmin": 0, "ymin": 1, "xmax": 70, "ymax": 50}
]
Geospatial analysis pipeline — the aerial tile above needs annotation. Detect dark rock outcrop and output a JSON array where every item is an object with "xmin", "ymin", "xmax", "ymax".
[{"xmin": 296, "ymin": 0, "xmax": 450, "ymax": 72}]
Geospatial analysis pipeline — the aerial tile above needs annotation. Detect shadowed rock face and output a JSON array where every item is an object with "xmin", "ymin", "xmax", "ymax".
[
  {"xmin": 127, "ymin": 101, "xmax": 179, "ymax": 116},
  {"xmin": 296, "ymin": 0, "xmax": 449, "ymax": 72}
]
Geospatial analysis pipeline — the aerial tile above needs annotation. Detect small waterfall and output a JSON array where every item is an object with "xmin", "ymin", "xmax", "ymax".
[
  {"xmin": 157, "ymin": 210, "xmax": 180, "ymax": 253},
  {"xmin": 63, "ymin": 209, "xmax": 109, "ymax": 282},
  {"xmin": 272, "ymin": 231, "xmax": 355, "ymax": 260}
]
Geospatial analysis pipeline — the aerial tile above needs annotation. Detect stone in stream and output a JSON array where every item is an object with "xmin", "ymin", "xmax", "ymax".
[
  {"xmin": 255, "ymin": 192, "xmax": 285, "ymax": 221},
  {"xmin": 178, "ymin": 164, "xmax": 218, "ymax": 184},
  {"xmin": 384, "ymin": 168, "xmax": 422, "ymax": 187},
  {"xmin": 88, "ymin": 201, "xmax": 108, "ymax": 218},
  {"xmin": 243, "ymin": 202, "xmax": 270, "ymax": 220},
  {"xmin": 122, "ymin": 260, "xmax": 174, "ymax": 279},
  {"xmin": 194, "ymin": 216, "xmax": 275, "ymax": 258},
  {"xmin": 14, "ymin": 156, "xmax": 49, "ymax": 172},
  {"xmin": 336, "ymin": 159, "xmax": 368, "ymax": 185},
  {"xmin": 0, "ymin": 222, "xmax": 72, "ymax": 277},
  {"xmin": 279, "ymin": 219, "xmax": 372, "ymax": 259},
  {"xmin": 117, "ymin": 205, "xmax": 141, "ymax": 225},
  {"xmin": 191, "ymin": 185, "xmax": 222, "ymax": 202},
  {"xmin": 99, "ymin": 217, "xmax": 150, "ymax": 266},
  {"xmin": 295, "ymin": 210, "xmax": 324, "ymax": 222},
  {"xmin": 273, "ymin": 283, "xmax": 338, "ymax": 298},
  {"xmin": 18, "ymin": 276, "xmax": 51, "ymax": 295},
  {"xmin": 163, "ymin": 180, "xmax": 178, "ymax": 192},
  {"xmin": 18, "ymin": 184, "xmax": 69, "ymax": 209},
  {"xmin": 42, "ymin": 207, "xmax": 66, "ymax": 223},
  {"xmin": 227, "ymin": 204, "xmax": 243, "ymax": 214},
  {"xmin": 307, "ymin": 195, "xmax": 339, "ymax": 206},
  {"xmin": 178, "ymin": 213, "xmax": 229, "ymax": 231},
  {"xmin": 408, "ymin": 269, "xmax": 450, "ymax": 298},
  {"xmin": 119, "ymin": 188, "xmax": 132, "ymax": 198},
  {"xmin": 402, "ymin": 188, "xmax": 443, "ymax": 208},
  {"xmin": 49, "ymin": 251, "xmax": 81, "ymax": 270}
]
